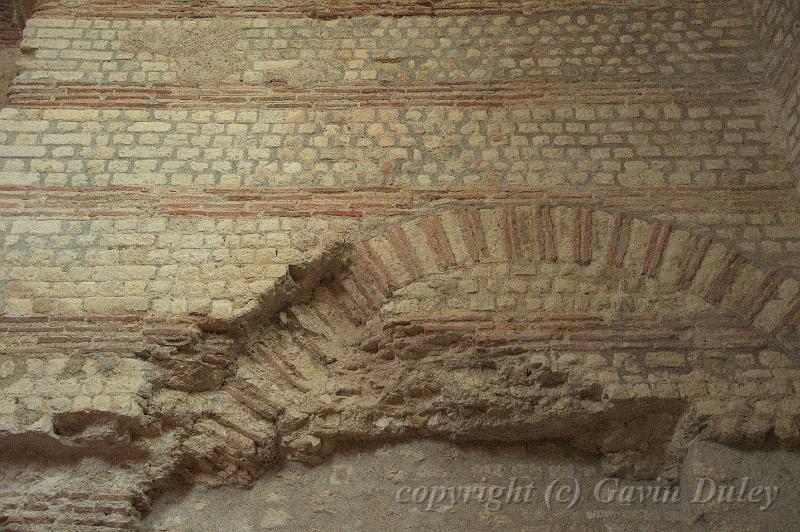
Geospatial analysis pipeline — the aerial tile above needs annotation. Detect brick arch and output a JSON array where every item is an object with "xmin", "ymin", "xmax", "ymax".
[
  {"xmin": 288, "ymin": 204, "xmax": 800, "ymax": 348},
  {"xmin": 196, "ymin": 204, "xmax": 800, "ymax": 487}
]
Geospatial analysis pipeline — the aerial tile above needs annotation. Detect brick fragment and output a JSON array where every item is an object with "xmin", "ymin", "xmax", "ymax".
[
  {"xmin": 386, "ymin": 226, "xmax": 424, "ymax": 280},
  {"xmin": 421, "ymin": 215, "xmax": 456, "ymax": 270},
  {"xmin": 605, "ymin": 213, "xmax": 631, "ymax": 269},
  {"xmin": 534, "ymin": 206, "xmax": 557, "ymax": 263},
  {"xmin": 457, "ymin": 208, "xmax": 488, "ymax": 262},
  {"xmin": 572, "ymin": 207, "xmax": 592, "ymax": 265}
]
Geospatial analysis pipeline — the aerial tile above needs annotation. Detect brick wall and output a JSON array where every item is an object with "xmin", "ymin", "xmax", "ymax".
[
  {"xmin": 15, "ymin": 10, "xmax": 761, "ymax": 88},
  {"xmin": 0, "ymin": 101, "xmax": 788, "ymax": 189},
  {"xmin": 1, "ymin": 197, "xmax": 799, "ymax": 320},
  {"xmin": 0, "ymin": 215, "xmax": 319, "ymax": 316},
  {"xmin": 753, "ymin": 0, "xmax": 800, "ymax": 81},
  {"xmin": 777, "ymin": 70, "xmax": 800, "ymax": 184},
  {"xmin": 752, "ymin": 0, "xmax": 800, "ymax": 188},
  {"xmin": 0, "ymin": 2, "xmax": 22, "ymax": 48},
  {"xmin": 2, "ymin": 0, "xmax": 800, "ymax": 529},
  {"xmin": 0, "ymin": 1, "xmax": 796, "ymax": 353},
  {"xmin": 0, "ymin": 0, "xmax": 23, "ymax": 108}
]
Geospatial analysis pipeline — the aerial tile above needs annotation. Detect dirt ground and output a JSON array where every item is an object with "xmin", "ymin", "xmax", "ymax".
[{"xmin": 144, "ymin": 440, "xmax": 800, "ymax": 531}]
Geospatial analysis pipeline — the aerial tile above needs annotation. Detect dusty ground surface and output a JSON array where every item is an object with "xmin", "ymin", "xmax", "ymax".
[{"xmin": 144, "ymin": 440, "xmax": 800, "ymax": 531}]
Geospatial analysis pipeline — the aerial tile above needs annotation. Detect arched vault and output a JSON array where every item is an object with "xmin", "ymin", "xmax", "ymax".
[{"xmin": 152, "ymin": 204, "xmax": 800, "ymax": 487}]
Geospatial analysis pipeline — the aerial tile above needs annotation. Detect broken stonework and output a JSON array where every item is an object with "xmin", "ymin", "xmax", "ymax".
[{"xmin": 1, "ymin": 0, "xmax": 800, "ymax": 530}]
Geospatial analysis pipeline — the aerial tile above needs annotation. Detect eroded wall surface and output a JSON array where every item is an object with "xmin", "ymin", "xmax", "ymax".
[
  {"xmin": 0, "ymin": 1, "xmax": 22, "ymax": 107},
  {"xmin": 754, "ymin": 0, "xmax": 800, "ymax": 188},
  {"xmin": 0, "ymin": 0, "xmax": 799, "ymax": 530}
]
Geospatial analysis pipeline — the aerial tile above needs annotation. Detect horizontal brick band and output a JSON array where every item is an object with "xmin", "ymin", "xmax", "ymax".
[
  {"xmin": 34, "ymin": 0, "xmax": 740, "ymax": 19},
  {"xmin": 0, "ymin": 313, "xmax": 203, "ymax": 358},
  {"xmin": 7, "ymin": 81, "xmax": 764, "ymax": 110},
  {"xmin": 362, "ymin": 314, "xmax": 769, "ymax": 354},
  {"xmin": 0, "ymin": 491, "xmax": 142, "ymax": 531},
  {"xmin": 0, "ymin": 186, "xmax": 794, "ymax": 218}
]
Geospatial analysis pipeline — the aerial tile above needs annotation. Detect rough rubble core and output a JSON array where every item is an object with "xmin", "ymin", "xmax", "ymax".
[{"xmin": 0, "ymin": 0, "xmax": 800, "ymax": 530}]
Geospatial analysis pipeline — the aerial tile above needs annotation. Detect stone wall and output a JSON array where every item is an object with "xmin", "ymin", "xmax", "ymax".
[
  {"xmin": 752, "ymin": 0, "xmax": 800, "ymax": 188},
  {"xmin": 14, "ymin": 9, "xmax": 761, "ymax": 87},
  {"xmin": 1, "ymin": 194, "xmax": 800, "ymax": 321},
  {"xmin": 0, "ymin": 101, "xmax": 789, "ymax": 189},
  {"xmin": 0, "ymin": 0, "xmax": 23, "ymax": 107},
  {"xmin": 1, "ymin": 0, "xmax": 800, "ymax": 530}
]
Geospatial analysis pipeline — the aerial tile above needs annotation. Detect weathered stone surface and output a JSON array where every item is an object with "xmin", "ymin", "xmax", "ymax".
[{"xmin": 1, "ymin": 0, "xmax": 800, "ymax": 529}]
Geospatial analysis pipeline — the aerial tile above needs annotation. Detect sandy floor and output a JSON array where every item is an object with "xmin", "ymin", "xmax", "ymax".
[{"xmin": 144, "ymin": 440, "xmax": 800, "ymax": 531}]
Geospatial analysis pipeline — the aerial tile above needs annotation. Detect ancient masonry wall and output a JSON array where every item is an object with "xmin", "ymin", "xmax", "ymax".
[
  {"xmin": 0, "ymin": 2, "xmax": 22, "ymax": 48},
  {"xmin": 0, "ymin": 0, "xmax": 798, "ymax": 530},
  {"xmin": 753, "ymin": 0, "xmax": 800, "ymax": 187},
  {"xmin": 0, "ymin": 1, "xmax": 23, "ymax": 108}
]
